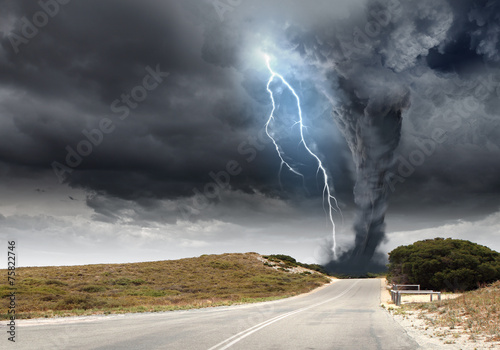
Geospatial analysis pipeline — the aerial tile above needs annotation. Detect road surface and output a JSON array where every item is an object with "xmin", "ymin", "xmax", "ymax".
[{"xmin": 4, "ymin": 279, "xmax": 420, "ymax": 349}]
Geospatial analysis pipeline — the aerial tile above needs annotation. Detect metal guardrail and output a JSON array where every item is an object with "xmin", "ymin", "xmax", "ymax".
[{"xmin": 390, "ymin": 289, "xmax": 441, "ymax": 306}]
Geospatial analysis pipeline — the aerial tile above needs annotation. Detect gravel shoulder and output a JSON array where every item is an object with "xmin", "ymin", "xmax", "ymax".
[{"xmin": 380, "ymin": 279, "xmax": 500, "ymax": 350}]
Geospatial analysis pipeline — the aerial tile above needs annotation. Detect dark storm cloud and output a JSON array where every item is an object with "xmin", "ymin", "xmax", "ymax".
[
  {"xmin": 0, "ymin": 0, "xmax": 286, "ymax": 206},
  {"xmin": 0, "ymin": 0, "xmax": 499, "ymax": 233},
  {"xmin": 282, "ymin": 0, "xmax": 500, "ymax": 212},
  {"xmin": 0, "ymin": 0, "xmax": 353, "ymax": 226}
]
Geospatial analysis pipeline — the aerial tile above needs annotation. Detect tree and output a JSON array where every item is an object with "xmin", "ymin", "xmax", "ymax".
[{"xmin": 387, "ymin": 238, "xmax": 500, "ymax": 291}]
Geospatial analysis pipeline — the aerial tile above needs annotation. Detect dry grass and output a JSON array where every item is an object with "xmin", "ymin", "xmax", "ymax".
[
  {"xmin": 405, "ymin": 281, "xmax": 500, "ymax": 342},
  {"xmin": 0, "ymin": 253, "xmax": 330, "ymax": 320}
]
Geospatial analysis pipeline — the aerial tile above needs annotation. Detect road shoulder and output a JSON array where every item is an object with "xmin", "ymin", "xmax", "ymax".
[{"xmin": 380, "ymin": 278, "xmax": 499, "ymax": 349}]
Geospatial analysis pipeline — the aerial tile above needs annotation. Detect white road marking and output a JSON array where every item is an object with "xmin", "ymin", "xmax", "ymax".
[{"xmin": 208, "ymin": 280, "xmax": 361, "ymax": 350}]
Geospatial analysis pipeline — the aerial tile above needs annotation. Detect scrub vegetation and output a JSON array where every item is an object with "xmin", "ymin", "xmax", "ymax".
[
  {"xmin": 401, "ymin": 281, "xmax": 500, "ymax": 342},
  {"xmin": 0, "ymin": 252, "xmax": 330, "ymax": 320},
  {"xmin": 388, "ymin": 238, "xmax": 500, "ymax": 291}
]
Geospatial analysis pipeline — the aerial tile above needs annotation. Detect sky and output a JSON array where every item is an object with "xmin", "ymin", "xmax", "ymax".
[{"xmin": 0, "ymin": 0, "xmax": 499, "ymax": 267}]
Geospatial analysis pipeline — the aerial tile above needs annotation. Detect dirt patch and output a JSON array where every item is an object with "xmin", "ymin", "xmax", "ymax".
[
  {"xmin": 391, "ymin": 309, "xmax": 500, "ymax": 349},
  {"xmin": 256, "ymin": 255, "xmax": 330, "ymax": 275}
]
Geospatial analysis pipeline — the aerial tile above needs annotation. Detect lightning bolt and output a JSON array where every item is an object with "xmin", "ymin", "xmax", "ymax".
[{"xmin": 264, "ymin": 54, "xmax": 340, "ymax": 258}]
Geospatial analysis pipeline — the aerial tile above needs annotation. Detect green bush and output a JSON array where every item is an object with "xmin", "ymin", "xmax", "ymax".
[
  {"xmin": 80, "ymin": 285, "xmax": 107, "ymax": 293},
  {"xmin": 45, "ymin": 279, "xmax": 68, "ymax": 286},
  {"xmin": 388, "ymin": 238, "xmax": 500, "ymax": 291},
  {"xmin": 298, "ymin": 263, "xmax": 327, "ymax": 275},
  {"xmin": 208, "ymin": 260, "xmax": 241, "ymax": 270},
  {"xmin": 111, "ymin": 278, "xmax": 132, "ymax": 286},
  {"xmin": 57, "ymin": 295, "xmax": 107, "ymax": 310},
  {"xmin": 130, "ymin": 279, "xmax": 147, "ymax": 286},
  {"xmin": 267, "ymin": 255, "xmax": 297, "ymax": 265}
]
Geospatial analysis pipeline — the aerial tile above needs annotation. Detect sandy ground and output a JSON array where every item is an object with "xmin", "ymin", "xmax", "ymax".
[
  {"xmin": 256, "ymin": 255, "xmax": 330, "ymax": 275},
  {"xmin": 380, "ymin": 279, "xmax": 500, "ymax": 349}
]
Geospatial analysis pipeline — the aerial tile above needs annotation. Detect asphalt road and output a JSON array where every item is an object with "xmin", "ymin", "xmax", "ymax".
[{"xmin": 4, "ymin": 279, "xmax": 420, "ymax": 349}]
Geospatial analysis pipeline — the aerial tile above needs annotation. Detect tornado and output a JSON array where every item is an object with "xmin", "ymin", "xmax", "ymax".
[
  {"xmin": 303, "ymin": 0, "xmax": 448, "ymax": 273},
  {"xmin": 331, "ymin": 82, "xmax": 409, "ymax": 273}
]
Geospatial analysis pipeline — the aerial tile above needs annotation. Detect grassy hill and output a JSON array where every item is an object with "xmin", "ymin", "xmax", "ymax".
[{"xmin": 0, "ymin": 253, "xmax": 330, "ymax": 320}]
